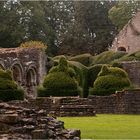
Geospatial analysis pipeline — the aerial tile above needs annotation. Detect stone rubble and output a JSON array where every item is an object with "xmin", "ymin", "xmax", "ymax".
[{"xmin": 0, "ymin": 102, "xmax": 80, "ymax": 139}]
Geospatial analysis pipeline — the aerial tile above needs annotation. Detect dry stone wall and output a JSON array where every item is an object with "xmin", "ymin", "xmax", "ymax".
[{"xmin": 6, "ymin": 90, "xmax": 140, "ymax": 118}]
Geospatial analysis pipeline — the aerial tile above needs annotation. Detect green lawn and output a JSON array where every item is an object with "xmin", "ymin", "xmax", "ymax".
[{"xmin": 59, "ymin": 114, "xmax": 140, "ymax": 139}]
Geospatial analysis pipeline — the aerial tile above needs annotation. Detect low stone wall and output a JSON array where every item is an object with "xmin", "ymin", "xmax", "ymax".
[
  {"xmin": 7, "ymin": 90, "xmax": 140, "ymax": 116},
  {"xmin": 89, "ymin": 90, "xmax": 140, "ymax": 114}
]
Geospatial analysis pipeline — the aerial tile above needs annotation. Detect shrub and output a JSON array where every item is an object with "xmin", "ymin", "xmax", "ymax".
[
  {"xmin": 69, "ymin": 53, "xmax": 93, "ymax": 66},
  {"xmin": 88, "ymin": 64, "xmax": 104, "ymax": 88},
  {"xmin": 94, "ymin": 75, "xmax": 130, "ymax": 90},
  {"xmin": 38, "ymin": 57, "xmax": 81, "ymax": 97},
  {"xmin": 68, "ymin": 60, "xmax": 89, "ymax": 97},
  {"xmin": 91, "ymin": 51, "xmax": 126, "ymax": 65},
  {"xmin": 38, "ymin": 72, "xmax": 80, "ymax": 97},
  {"xmin": 0, "ymin": 69, "xmax": 24, "ymax": 101},
  {"xmin": 98, "ymin": 65, "xmax": 128, "ymax": 78},
  {"xmin": 92, "ymin": 65, "xmax": 131, "ymax": 96},
  {"xmin": 0, "ymin": 89, "xmax": 24, "ymax": 102},
  {"xmin": 89, "ymin": 88, "xmax": 116, "ymax": 96}
]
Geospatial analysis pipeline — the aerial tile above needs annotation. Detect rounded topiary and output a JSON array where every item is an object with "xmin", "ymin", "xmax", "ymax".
[
  {"xmin": 0, "ymin": 69, "xmax": 24, "ymax": 101},
  {"xmin": 90, "ymin": 65, "xmax": 131, "ymax": 96},
  {"xmin": 37, "ymin": 57, "xmax": 81, "ymax": 97}
]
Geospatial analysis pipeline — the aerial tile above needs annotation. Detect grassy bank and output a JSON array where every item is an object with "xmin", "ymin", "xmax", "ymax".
[{"xmin": 59, "ymin": 114, "xmax": 140, "ymax": 139}]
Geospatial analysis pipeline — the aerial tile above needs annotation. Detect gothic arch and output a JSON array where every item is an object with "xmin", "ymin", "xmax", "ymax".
[
  {"xmin": 26, "ymin": 64, "xmax": 37, "ymax": 87},
  {"xmin": 11, "ymin": 61, "xmax": 23, "ymax": 85}
]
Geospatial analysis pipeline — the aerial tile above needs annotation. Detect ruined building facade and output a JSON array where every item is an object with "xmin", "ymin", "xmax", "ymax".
[
  {"xmin": 111, "ymin": 11, "xmax": 140, "ymax": 53},
  {"xmin": 0, "ymin": 47, "xmax": 47, "ymax": 98}
]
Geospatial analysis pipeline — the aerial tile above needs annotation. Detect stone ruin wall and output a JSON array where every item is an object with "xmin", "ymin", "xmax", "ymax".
[
  {"xmin": 0, "ymin": 47, "xmax": 47, "ymax": 98},
  {"xmin": 121, "ymin": 61, "xmax": 140, "ymax": 87},
  {"xmin": 111, "ymin": 11, "xmax": 140, "ymax": 53},
  {"xmin": 8, "ymin": 89, "xmax": 140, "ymax": 115}
]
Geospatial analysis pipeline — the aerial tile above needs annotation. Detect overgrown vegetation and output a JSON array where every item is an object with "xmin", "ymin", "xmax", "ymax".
[{"xmin": 0, "ymin": 69, "xmax": 24, "ymax": 101}]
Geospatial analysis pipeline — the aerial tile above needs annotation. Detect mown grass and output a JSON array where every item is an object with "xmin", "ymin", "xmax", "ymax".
[{"xmin": 59, "ymin": 114, "xmax": 140, "ymax": 139}]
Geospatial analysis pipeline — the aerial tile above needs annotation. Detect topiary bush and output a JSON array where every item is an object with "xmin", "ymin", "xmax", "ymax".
[
  {"xmin": 37, "ymin": 57, "xmax": 82, "ymax": 97},
  {"xmin": 69, "ymin": 53, "xmax": 93, "ymax": 66},
  {"xmin": 90, "ymin": 65, "xmax": 131, "ymax": 96},
  {"xmin": 88, "ymin": 64, "xmax": 109, "ymax": 88},
  {"xmin": 0, "ymin": 69, "xmax": 24, "ymax": 101}
]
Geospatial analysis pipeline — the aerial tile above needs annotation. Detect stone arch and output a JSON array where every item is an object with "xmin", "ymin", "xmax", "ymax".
[
  {"xmin": 11, "ymin": 61, "xmax": 23, "ymax": 85},
  {"xmin": 26, "ymin": 64, "xmax": 37, "ymax": 97},
  {"xmin": 0, "ymin": 59, "xmax": 5, "ymax": 70},
  {"xmin": 117, "ymin": 47, "xmax": 126, "ymax": 52}
]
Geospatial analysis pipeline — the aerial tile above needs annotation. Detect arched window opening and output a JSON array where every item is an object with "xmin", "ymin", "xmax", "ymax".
[
  {"xmin": 117, "ymin": 47, "xmax": 126, "ymax": 52},
  {"xmin": 26, "ymin": 68, "xmax": 37, "ymax": 87},
  {"xmin": 12, "ymin": 64, "xmax": 22, "ymax": 85}
]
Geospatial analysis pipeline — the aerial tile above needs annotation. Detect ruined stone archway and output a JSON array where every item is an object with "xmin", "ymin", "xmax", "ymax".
[
  {"xmin": 117, "ymin": 47, "xmax": 126, "ymax": 52},
  {"xmin": 26, "ymin": 68, "xmax": 37, "ymax": 86},
  {"xmin": 26, "ymin": 66, "xmax": 37, "ymax": 97},
  {"xmin": 11, "ymin": 63, "xmax": 23, "ymax": 85}
]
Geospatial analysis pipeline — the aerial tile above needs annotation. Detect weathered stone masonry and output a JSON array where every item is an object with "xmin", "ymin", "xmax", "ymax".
[
  {"xmin": 0, "ymin": 47, "xmax": 47, "ymax": 98},
  {"xmin": 111, "ymin": 11, "xmax": 140, "ymax": 53},
  {"xmin": 9, "ymin": 90, "xmax": 140, "ymax": 116}
]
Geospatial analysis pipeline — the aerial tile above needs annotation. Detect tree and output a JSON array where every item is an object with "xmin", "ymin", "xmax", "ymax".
[
  {"xmin": 59, "ymin": 1, "xmax": 116, "ymax": 55},
  {"xmin": 109, "ymin": 1, "xmax": 140, "ymax": 31}
]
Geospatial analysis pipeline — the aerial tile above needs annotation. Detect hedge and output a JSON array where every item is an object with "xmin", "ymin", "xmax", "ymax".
[{"xmin": 89, "ymin": 88, "xmax": 117, "ymax": 96}]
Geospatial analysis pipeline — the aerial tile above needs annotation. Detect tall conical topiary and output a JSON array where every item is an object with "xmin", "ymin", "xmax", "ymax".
[{"xmin": 38, "ymin": 57, "xmax": 82, "ymax": 97}]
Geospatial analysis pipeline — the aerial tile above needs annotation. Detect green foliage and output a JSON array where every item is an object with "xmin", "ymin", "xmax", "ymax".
[
  {"xmin": 92, "ymin": 65, "xmax": 131, "ymax": 96},
  {"xmin": 0, "ymin": 69, "xmax": 24, "ymax": 101},
  {"xmin": 91, "ymin": 51, "xmax": 126, "ymax": 65},
  {"xmin": 0, "ymin": 69, "xmax": 13, "ymax": 80},
  {"xmin": 88, "ymin": 64, "xmax": 105, "ymax": 88},
  {"xmin": 94, "ymin": 75, "xmax": 130, "ymax": 90},
  {"xmin": 68, "ymin": 60, "xmax": 89, "ymax": 97},
  {"xmin": 38, "ymin": 57, "xmax": 81, "ymax": 97},
  {"xmin": 89, "ymin": 88, "xmax": 116, "ymax": 96},
  {"xmin": 109, "ymin": 1, "xmax": 140, "ymax": 31},
  {"xmin": 69, "ymin": 53, "xmax": 93, "ymax": 67},
  {"xmin": 0, "ymin": 89, "xmax": 24, "ymax": 102},
  {"xmin": 38, "ymin": 72, "xmax": 80, "ymax": 97}
]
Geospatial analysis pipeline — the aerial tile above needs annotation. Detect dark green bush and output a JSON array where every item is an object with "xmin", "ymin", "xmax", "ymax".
[
  {"xmin": 92, "ymin": 65, "xmax": 131, "ymax": 96},
  {"xmin": 0, "ymin": 69, "xmax": 24, "ymax": 101},
  {"xmin": 88, "ymin": 64, "xmax": 104, "ymax": 88},
  {"xmin": 91, "ymin": 51, "xmax": 126, "ymax": 65},
  {"xmin": 94, "ymin": 75, "xmax": 130, "ymax": 90},
  {"xmin": 37, "ymin": 86, "xmax": 82, "ymax": 97},
  {"xmin": 89, "ymin": 88, "xmax": 116, "ymax": 96},
  {"xmin": 69, "ymin": 53, "xmax": 93, "ymax": 66},
  {"xmin": 38, "ymin": 72, "xmax": 80, "ymax": 97},
  {"xmin": 38, "ymin": 57, "xmax": 81, "ymax": 97},
  {"xmin": 98, "ymin": 65, "xmax": 128, "ymax": 78},
  {"xmin": 0, "ymin": 89, "xmax": 24, "ymax": 102}
]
